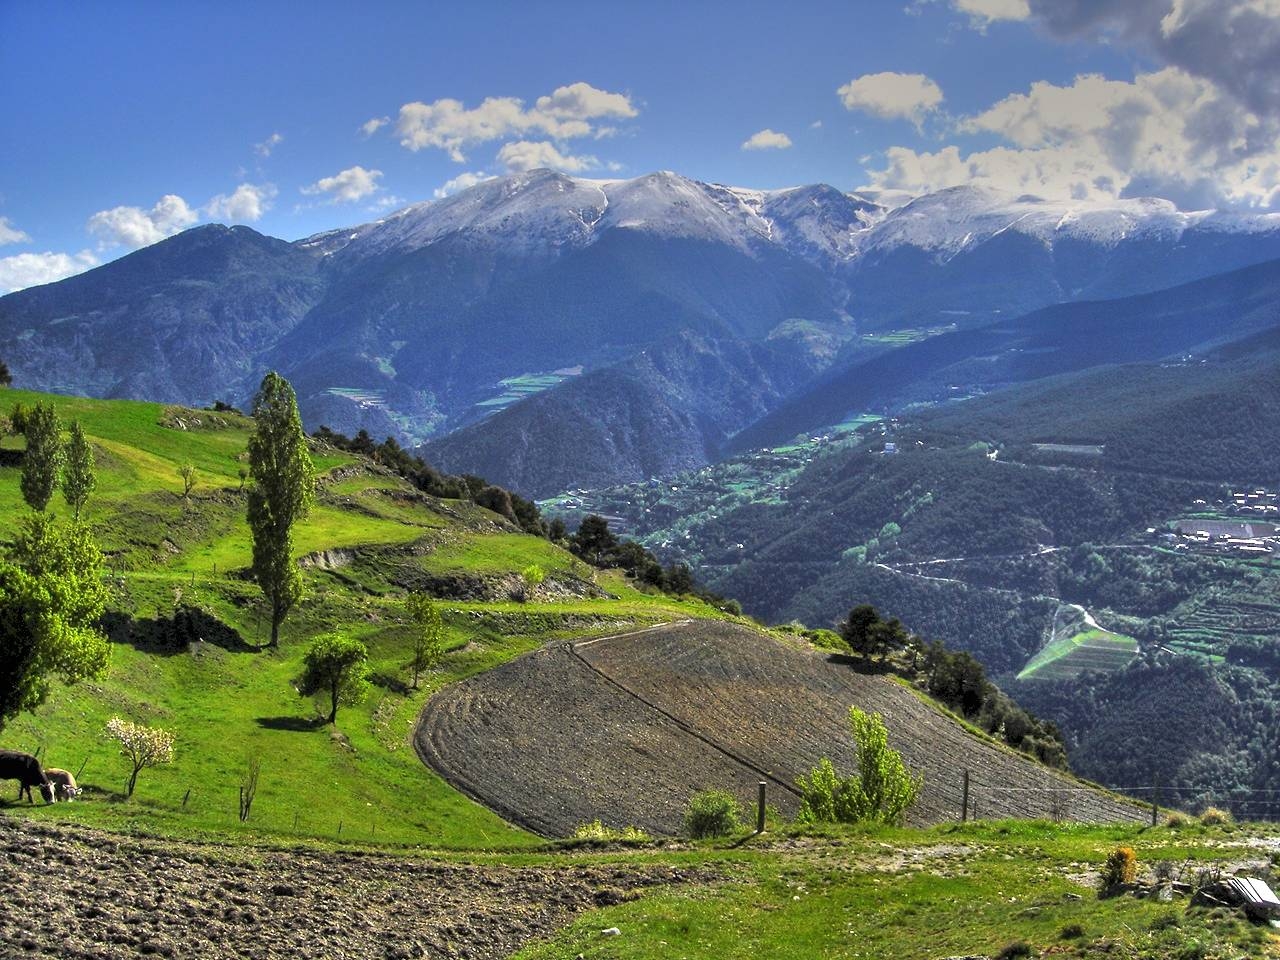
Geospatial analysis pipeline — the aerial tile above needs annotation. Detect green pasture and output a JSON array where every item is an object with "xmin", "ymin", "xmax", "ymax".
[
  {"xmin": 0, "ymin": 389, "xmax": 716, "ymax": 848},
  {"xmin": 1017, "ymin": 628, "xmax": 1138, "ymax": 682}
]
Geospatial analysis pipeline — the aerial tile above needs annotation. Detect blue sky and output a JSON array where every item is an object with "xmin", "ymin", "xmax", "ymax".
[{"xmin": 3, "ymin": 0, "xmax": 1279, "ymax": 292}]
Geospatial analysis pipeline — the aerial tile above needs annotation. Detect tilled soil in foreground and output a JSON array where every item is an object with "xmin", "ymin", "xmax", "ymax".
[{"xmin": 0, "ymin": 816, "xmax": 707, "ymax": 959}]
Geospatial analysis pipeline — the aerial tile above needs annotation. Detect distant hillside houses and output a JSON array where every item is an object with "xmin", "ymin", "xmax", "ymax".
[{"xmin": 1172, "ymin": 519, "xmax": 1278, "ymax": 556}]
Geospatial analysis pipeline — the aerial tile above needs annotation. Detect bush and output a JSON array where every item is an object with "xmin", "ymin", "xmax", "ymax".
[
  {"xmin": 684, "ymin": 789, "xmax": 741, "ymax": 839},
  {"xmin": 796, "ymin": 709, "xmax": 923, "ymax": 826},
  {"xmin": 1100, "ymin": 845, "xmax": 1138, "ymax": 891},
  {"xmin": 570, "ymin": 820, "xmax": 651, "ymax": 844},
  {"xmin": 1199, "ymin": 806, "xmax": 1233, "ymax": 826},
  {"xmin": 1059, "ymin": 923, "xmax": 1085, "ymax": 939},
  {"xmin": 1164, "ymin": 811, "xmax": 1190, "ymax": 828},
  {"xmin": 995, "ymin": 942, "xmax": 1033, "ymax": 960}
]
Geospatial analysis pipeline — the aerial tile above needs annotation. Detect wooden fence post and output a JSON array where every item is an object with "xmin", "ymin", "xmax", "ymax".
[
  {"xmin": 961, "ymin": 769, "xmax": 970, "ymax": 822},
  {"xmin": 757, "ymin": 781, "xmax": 767, "ymax": 834}
]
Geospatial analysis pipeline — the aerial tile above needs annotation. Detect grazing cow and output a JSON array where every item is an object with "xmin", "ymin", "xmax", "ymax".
[
  {"xmin": 0, "ymin": 750, "xmax": 54, "ymax": 803},
  {"xmin": 44, "ymin": 768, "xmax": 79, "ymax": 802}
]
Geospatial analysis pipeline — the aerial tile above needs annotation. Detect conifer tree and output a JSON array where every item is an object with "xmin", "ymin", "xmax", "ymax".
[{"xmin": 246, "ymin": 372, "xmax": 315, "ymax": 649}]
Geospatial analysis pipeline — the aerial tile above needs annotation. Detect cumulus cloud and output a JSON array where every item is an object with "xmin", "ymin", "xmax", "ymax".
[
  {"xmin": 361, "ymin": 116, "xmax": 390, "ymax": 137},
  {"xmin": 254, "ymin": 132, "xmax": 284, "ymax": 157},
  {"xmin": 864, "ymin": 67, "xmax": 1280, "ymax": 208},
  {"xmin": 533, "ymin": 82, "xmax": 638, "ymax": 121},
  {"xmin": 394, "ymin": 82, "xmax": 637, "ymax": 161},
  {"xmin": 496, "ymin": 140, "xmax": 598, "ymax": 173},
  {"xmin": 741, "ymin": 129, "xmax": 793, "ymax": 150},
  {"xmin": 837, "ymin": 72, "xmax": 945, "ymax": 127},
  {"xmin": 0, "ymin": 249, "xmax": 98, "ymax": 294},
  {"xmin": 86, "ymin": 195, "xmax": 199, "ymax": 250},
  {"xmin": 1029, "ymin": 0, "xmax": 1280, "ymax": 121},
  {"xmin": 0, "ymin": 216, "xmax": 30, "ymax": 245},
  {"xmin": 433, "ymin": 171, "xmax": 496, "ymax": 198},
  {"xmin": 300, "ymin": 165, "xmax": 383, "ymax": 203},
  {"xmin": 205, "ymin": 183, "xmax": 276, "ymax": 221}
]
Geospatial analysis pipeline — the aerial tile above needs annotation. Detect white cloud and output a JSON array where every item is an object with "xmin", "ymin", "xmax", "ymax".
[
  {"xmin": 205, "ymin": 183, "xmax": 276, "ymax": 221},
  {"xmin": 254, "ymin": 132, "xmax": 284, "ymax": 157},
  {"xmin": 837, "ymin": 72, "xmax": 945, "ymax": 127},
  {"xmin": 361, "ymin": 116, "xmax": 390, "ymax": 137},
  {"xmin": 810, "ymin": 120, "xmax": 823, "ymax": 129},
  {"xmin": 86, "ymin": 194, "xmax": 199, "ymax": 250},
  {"xmin": 533, "ymin": 82, "xmax": 638, "ymax": 120},
  {"xmin": 0, "ymin": 216, "xmax": 30, "ymax": 245},
  {"xmin": 433, "ymin": 171, "xmax": 496, "ymax": 198},
  {"xmin": 953, "ymin": 0, "xmax": 1030, "ymax": 27},
  {"xmin": 0, "ymin": 249, "xmax": 98, "ymax": 294},
  {"xmin": 300, "ymin": 166, "xmax": 383, "ymax": 203},
  {"xmin": 495, "ymin": 140, "xmax": 598, "ymax": 173},
  {"xmin": 394, "ymin": 82, "xmax": 637, "ymax": 161},
  {"xmin": 864, "ymin": 68, "xmax": 1280, "ymax": 209},
  {"xmin": 741, "ymin": 129, "xmax": 793, "ymax": 151}
]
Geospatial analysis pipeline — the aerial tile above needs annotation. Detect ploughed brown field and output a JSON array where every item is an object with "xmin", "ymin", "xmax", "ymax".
[{"xmin": 415, "ymin": 621, "xmax": 1146, "ymax": 837}]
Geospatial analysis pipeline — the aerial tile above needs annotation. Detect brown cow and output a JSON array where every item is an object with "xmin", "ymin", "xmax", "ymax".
[{"xmin": 0, "ymin": 750, "xmax": 54, "ymax": 803}]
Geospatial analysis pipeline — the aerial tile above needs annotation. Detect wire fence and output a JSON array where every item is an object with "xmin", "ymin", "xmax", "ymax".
[{"xmin": 963, "ymin": 781, "xmax": 1280, "ymax": 824}]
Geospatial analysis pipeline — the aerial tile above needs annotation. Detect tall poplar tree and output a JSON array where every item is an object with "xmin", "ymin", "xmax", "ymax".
[
  {"xmin": 246, "ymin": 372, "xmax": 315, "ymax": 649},
  {"xmin": 20, "ymin": 402, "xmax": 63, "ymax": 512},
  {"xmin": 61, "ymin": 421, "xmax": 96, "ymax": 520}
]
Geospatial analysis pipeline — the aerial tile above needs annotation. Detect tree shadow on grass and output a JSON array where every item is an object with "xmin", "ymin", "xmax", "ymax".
[
  {"xmin": 255, "ymin": 716, "xmax": 326, "ymax": 732},
  {"xmin": 0, "ymin": 449, "xmax": 21, "ymax": 469},
  {"xmin": 371, "ymin": 672, "xmax": 410, "ymax": 695},
  {"xmin": 824, "ymin": 652, "xmax": 895, "ymax": 675},
  {"xmin": 102, "ymin": 608, "xmax": 257, "ymax": 655}
]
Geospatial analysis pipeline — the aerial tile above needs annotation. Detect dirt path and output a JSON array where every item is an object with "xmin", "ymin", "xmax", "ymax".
[
  {"xmin": 0, "ymin": 816, "xmax": 705, "ymax": 959},
  {"xmin": 416, "ymin": 621, "xmax": 1146, "ymax": 837}
]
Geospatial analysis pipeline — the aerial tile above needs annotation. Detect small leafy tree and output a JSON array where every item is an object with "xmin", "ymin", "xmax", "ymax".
[
  {"xmin": 405, "ymin": 593, "xmax": 444, "ymax": 689},
  {"xmin": 298, "ymin": 633, "xmax": 371, "ymax": 724},
  {"xmin": 684, "ymin": 789, "xmax": 741, "ymax": 839},
  {"xmin": 61, "ymin": 421, "xmax": 97, "ymax": 520},
  {"xmin": 20, "ymin": 401, "xmax": 63, "ymax": 512},
  {"xmin": 0, "ymin": 514, "xmax": 110, "ymax": 730},
  {"xmin": 246, "ymin": 372, "xmax": 315, "ymax": 648},
  {"xmin": 796, "ymin": 708, "xmax": 922, "ymax": 825},
  {"xmin": 0, "ymin": 358, "xmax": 11, "ymax": 387},
  {"xmin": 105, "ymin": 716, "xmax": 175, "ymax": 798},
  {"xmin": 179, "ymin": 462, "xmax": 197, "ymax": 498}
]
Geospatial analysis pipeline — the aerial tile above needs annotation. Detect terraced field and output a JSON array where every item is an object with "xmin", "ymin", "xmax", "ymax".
[
  {"xmin": 1017, "ymin": 628, "xmax": 1138, "ymax": 681},
  {"xmin": 416, "ymin": 621, "xmax": 1145, "ymax": 837}
]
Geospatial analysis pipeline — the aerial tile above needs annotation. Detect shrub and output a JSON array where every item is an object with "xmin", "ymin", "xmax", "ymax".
[
  {"xmin": 996, "ymin": 942, "xmax": 1033, "ymax": 960},
  {"xmin": 571, "ymin": 820, "xmax": 651, "ymax": 844},
  {"xmin": 1199, "ymin": 806, "xmax": 1232, "ymax": 826},
  {"xmin": 1164, "ymin": 810, "xmax": 1190, "ymax": 828},
  {"xmin": 684, "ymin": 789, "xmax": 741, "ymax": 839},
  {"xmin": 1100, "ymin": 845, "xmax": 1138, "ymax": 891},
  {"xmin": 1059, "ymin": 923, "xmax": 1085, "ymax": 939},
  {"xmin": 796, "ymin": 709, "xmax": 923, "ymax": 826}
]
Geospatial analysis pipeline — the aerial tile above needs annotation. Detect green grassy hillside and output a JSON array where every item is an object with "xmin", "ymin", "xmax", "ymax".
[{"xmin": 0, "ymin": 389, "xmax": 713, "ymax": 849}]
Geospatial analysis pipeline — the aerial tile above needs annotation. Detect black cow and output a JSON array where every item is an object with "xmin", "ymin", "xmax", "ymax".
[{"xmin": 0, "ymin": 750, "xmax": 54, "ymax": 803}]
